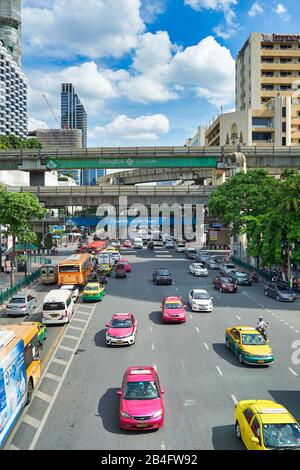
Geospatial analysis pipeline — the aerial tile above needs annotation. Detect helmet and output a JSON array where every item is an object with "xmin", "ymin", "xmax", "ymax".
[{"xmin": 259, "ymin": 316, "xmax": 263, "ymax": 321}]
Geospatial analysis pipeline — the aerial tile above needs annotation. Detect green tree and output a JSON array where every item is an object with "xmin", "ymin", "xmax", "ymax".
[
  {"xmin": 209, "ymin": 170, "xmax": 278, "ymax": 235},
  {"xmin": 0, "ymin": 188, "xmax": 46, "ymax": 286}
]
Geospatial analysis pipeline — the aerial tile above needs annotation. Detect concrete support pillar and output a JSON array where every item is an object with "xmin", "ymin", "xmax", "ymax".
[
  {"xmin": 212, "ymin": 169, "xmax": 226, "ymax": 186},
  {"xmin": 30, "ymin": 171, "xmax": 45, "ymax": 186}
]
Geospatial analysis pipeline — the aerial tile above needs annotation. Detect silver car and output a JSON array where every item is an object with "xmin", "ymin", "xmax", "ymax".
[
  {"xmin": 220, "ymin": 263, "xmax": 237, "ymax": 275},
  {"xmin": 6, "ymin": 294, "xmax": 37, "ymax": 316}
]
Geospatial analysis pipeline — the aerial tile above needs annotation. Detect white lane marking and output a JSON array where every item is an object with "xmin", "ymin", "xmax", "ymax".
[
  {"xmin": 204, "ymin": 342, "xmax": 209, "ymax": 351},
  {"xmin": 77, "ymin": 311, "xmax": 90, "ymax": 316},
  {"xmin": 285, "ymin": 322, "xmax": 289, "ymax": 326},
  {"xmin": 280, "ymin": 319, "xmax": 284, "ymax": 322},
  {"xmin": 77, "ymin": 305, "xmax": 94, "ymax": 310},
  {"xmin": 195, "ymin": 326, "xmax": 200, "ymax": 333},
  {"xmin": 184, "ymin": 399, "xmax": 196, "ymax": 406},
  {"xmin": 45, "ymin": 373, "xmax": 61, "ymax": 382},
  {"xmin": 231, "ymin": 394, "xmax": 238, "ymax": 405},
  {"xmin": 236, "ymin": 315, "xmax": 241, "ymax": 320},
  {"xmin": 29, "ymin": 304, "xmax": 97, "ymax": 450},
  {"xmin": 275, "ymin": 315, "xmax": 279, "ymax": 318},
  {"xmin": 290, "ymin": 326, "xmax": 294, "ymax": 330},
  {"xmin": 161, "ymin": 441, "xmax": 166, "ymax": 450},
  {"xmin": 295, "ymin": 330, "xmax": 299, "ymax": 334},
  {"xmin": 289, "ymin": 367, "xmax": 298, "ymax": 377},
  {"xmin": 150, "ymin": 327, "xmax": 153, "ymax": 333},
  {"xmin": 68, "ymin": 325, "xmax": 84, "ymax": 331},
  {"xmin": 64, "ymin": 334, "xmax": 80, "ymax": 341},
  {"xmin": 71, "ymin": 318, "xmax": 87, "ymax": 324},
  {"xmin": 52, "ymin": 358, "xmax": 68, "ymax": 366},
  {"xmin": 35, "ymin": 390, "xmax": 52, "ymax": 403},
  {"xmin": 58, "ymin": 345, "xmax": 74, "ymax": 352},
  {"xmin": 152, "ymin": 343, "xmax": 155, "ymax": 351},
  {"xmin": 216, "ymin": 366, "xmax": 223, "ymax": 376},
  {"xmin": 189, "ymin": 314, "xmax": 193, "ymax": 319},
  {"xmin": 23, "ymin": 415, "xmax": 41, "ymax": 429}
]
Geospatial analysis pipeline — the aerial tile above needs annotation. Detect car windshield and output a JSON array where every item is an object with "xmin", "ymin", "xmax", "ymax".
[
  {"xmin": 226, "ymin": 265, "xmax": 236, "ymax": 269},
  {"xmin": 157, "ymin": 270, "xmax": 169, "ymax": 276},
  {"xmin": 241, "ymin": 334, "xmax": 266, "ymax": 345},
  {"xmin": 236, "ymin": 272, "xmax": 248, "ymax": 278},
  {"xmin": 263, "ymin": 423, "xmax": 300, "ymax": 449},
  {"xmin": 193, "ymin": 292, "xmax": 210, "ymax": 300},
  {"xmin": 85, "ymin": 285, "xmax": 99, "ymax": 291},
  {"xmin": 277, "ymin": 285, "xmax": 292, "ymax": 292},
  {"xmin": 194, "ymin": 264, "xmax": 205, "ymax": 269},
  {"xmin": 111, "ymin": 319, "xmax": 131, "ymax": 328},
  {"xmin": 221, "ymin": 278, "xmax": 232, "ymax": 284},
  {"xmin": 165, "ymin": 302, "xmax": 182, "ymax": 309},
  {"xmin": 124, "ymin": 381, "xmax": 159, "ymax": 400},
  {"xmin": 10, "ymin": 297, "xmax": 26, "ymax": 304}
]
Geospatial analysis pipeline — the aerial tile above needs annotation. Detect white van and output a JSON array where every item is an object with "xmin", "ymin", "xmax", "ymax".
[
  {"xmin": 42, "ymin": 289, "xmax": 75, "ymax": 325},
  {"xmin": 133, "ymin": 237, "xmax": 143, "ymax": 249}
]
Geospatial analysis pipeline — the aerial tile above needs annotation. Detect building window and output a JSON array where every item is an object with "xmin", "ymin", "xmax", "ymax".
[
  {"xmin": 252, "ymin": 118, "xmax": 273, "ymax": 128},
  {"xmin": 282, "ymin": 122, "xmax": 286, "ymax": 132},
  {"xmin": 282, "ymin": 107, "xmax": 286, "ymax": 118},
  {"xmin": 280, "ymin": 71, "xmax": 292, "ymax": 77},
  {"xmin": 282, "ymin": 137, "xmax": 286, "ymax": 146},
  {"xmin": 252, "ymin": 132, "xmax": 272, "ymax": 141},
  {"xmin": 280, "ymin": 58, "xmax": 292, "ymax": 63},
  {"xmin": 280, "ymin": 44, "xmax": 292, "ymax": 49},
  {"xmin": 262, "ymin": 84, "xmax": 274, "ymax": 90}
]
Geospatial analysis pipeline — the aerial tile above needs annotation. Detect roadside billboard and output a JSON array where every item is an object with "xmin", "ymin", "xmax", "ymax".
[{"xmin": 0, "ymin": 340, "xmax": 27, "ymax": 448}]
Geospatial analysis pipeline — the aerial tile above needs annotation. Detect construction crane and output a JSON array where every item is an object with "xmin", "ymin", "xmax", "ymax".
[{"xmin": 42, "ymin": 94, "xmax": 60, "ymax": 128}]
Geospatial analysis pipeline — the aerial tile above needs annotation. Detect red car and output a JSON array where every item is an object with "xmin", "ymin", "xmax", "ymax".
[
  {"xmin": 213, "ymin": 276, "xmax": 237, "ymax": 293},
  {"xmin": 160, "ymin": 296, "xmax": 186, "ymax": 323},
  {"xmin": 118, "ymin": 366, "xmax": 165, "ymax": 431},
  {"xmin": 123, "ymin": 240, "xmax": 132, "ymax": 248},
  {"xmin": 119, "ymin": 259, "xmax": 132, "ymax": 272},
  {"xmin": 105, "ymin": 313, "xmax": 137, "ymax": 346}
]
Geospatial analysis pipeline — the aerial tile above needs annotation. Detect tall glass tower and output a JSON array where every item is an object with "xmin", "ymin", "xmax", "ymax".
[
  {"xmin": 61, "ymin": 83, "xmax": 87, "ymax": 147},
  {"xmin": 0, "ymin": 0, "xmax": 21, "ymax": 66}
]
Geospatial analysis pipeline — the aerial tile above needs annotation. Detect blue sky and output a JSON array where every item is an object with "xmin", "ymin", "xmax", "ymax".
[{"xmin": 22, "ymin": 0, "xmax": 299, "ymax": 146}]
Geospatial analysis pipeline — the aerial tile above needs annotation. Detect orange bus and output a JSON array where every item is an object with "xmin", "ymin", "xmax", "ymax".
[{"xmin": 58, "ymin": 253, "xmax": 93, "ymax": 287}]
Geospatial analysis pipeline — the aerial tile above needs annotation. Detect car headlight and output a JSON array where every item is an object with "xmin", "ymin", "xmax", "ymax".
[
  {"xmin": 121, "ymin": 411, "xmax": 132, "ymax": 419},
  {"xmin": 152, "ymin": 409, "xmax": 163, "ymax": 418}
]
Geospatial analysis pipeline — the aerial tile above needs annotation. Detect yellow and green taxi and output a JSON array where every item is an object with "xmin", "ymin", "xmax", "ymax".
[
  {"xmin": 234, "ymin": 399, "xmax": 300, "ymax": 450},
  {"xmin": 34, "ymin": 321, "xmax": 47, "ymax": 342},
  {"xmin": 82, "ymin": 282, "xmax": 106, "ymax": 302},
  {"xmin": 97, "ymin": 263, "xmax": 113, "ymax": 276},
  {"xmin": 225, "ymin": 326, "xmax": 274, "ymax": 365}
]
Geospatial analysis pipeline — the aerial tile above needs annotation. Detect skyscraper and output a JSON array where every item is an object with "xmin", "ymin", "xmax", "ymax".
[
  {"xmin": 61, "ymin": 83, "xmax": 87, "ymax": 147},
  {"xmin": 0, "ymin": 0, "xmax": 21, "ymax": 66},
  {"xmin": 0, "ymin": 0, "xmax": 27, "ymax": 138}
]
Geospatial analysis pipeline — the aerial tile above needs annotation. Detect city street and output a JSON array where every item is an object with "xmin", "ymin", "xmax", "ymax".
[{"xmin": 4, "ymin": 247, "xmax": 300, "ymax": 450}]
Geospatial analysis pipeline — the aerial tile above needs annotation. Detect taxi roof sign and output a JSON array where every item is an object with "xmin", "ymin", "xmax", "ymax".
[
  {"xmin": 130, "ymin": 369, "xmax": 152, "ymax": 375},
  {"xmin": 239, "ymin": 327, "xmax": 257, "ymax": 331},
  {"xmin": 260, "ymin": 408, "xmax": 287, "ymax": 414}
]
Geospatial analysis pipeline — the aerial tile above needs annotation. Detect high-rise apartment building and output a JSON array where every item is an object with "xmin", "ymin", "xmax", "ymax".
[
  {"xmin": 205, "ymin": 32, "xmax": 300, "ymax": 147},
  {"xmin": 0, "ymin": 0, "xmax": 21, "ymax": 66}
]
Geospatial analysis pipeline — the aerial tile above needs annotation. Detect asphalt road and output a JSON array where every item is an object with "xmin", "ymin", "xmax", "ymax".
[{"xmin": 4, "ymin": 247, "xmax": 300, "ymax": 450}]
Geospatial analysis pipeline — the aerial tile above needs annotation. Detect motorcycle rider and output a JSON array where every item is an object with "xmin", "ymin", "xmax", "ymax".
[{"xmin": 256, "ymin": 316, "xmax": 268, "ymax": 339}]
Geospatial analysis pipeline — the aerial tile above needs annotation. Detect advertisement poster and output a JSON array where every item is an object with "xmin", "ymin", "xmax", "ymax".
[{"xmin": 0, "ymin": 340, "xmax": 27, "ymax": 448}]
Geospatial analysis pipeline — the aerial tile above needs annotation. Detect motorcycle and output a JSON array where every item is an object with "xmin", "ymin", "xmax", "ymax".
[{"xmin": 256, "ymin": 324, "xmax": 268, "ymax": 341}]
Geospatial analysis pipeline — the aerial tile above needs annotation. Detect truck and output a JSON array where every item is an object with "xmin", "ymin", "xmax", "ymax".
[{"xmin": 0, "ymin": 323, "xmax": 41, "ymax": 448}]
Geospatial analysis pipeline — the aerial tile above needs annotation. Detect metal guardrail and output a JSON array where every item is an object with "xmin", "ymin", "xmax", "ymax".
[
  {"xmin": 231, "ymin": 257, "xmax": 273, "ymax": 282},
  {"xmin": 31, "ymin": 256, "xmax": 51, "ymax": 264},
  {"xmin": 1, "ymin": 145, "xmax": 300, "ymax": 159},
  {"xmin": 0, "ymin": 269, "xmax": 41, "ymax": 305}
]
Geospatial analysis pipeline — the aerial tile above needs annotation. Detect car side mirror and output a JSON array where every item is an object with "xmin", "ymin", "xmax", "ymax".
[
  {"xmin": 117, "ymin": 390, "xmax": 122, "ymax": 396},
  {"xmin": 161, "ymin": 389, "xmax": 165, "ymax": 394},
  {"xmin": 105, "ymin": 323, "xmax": 109, "ymax": 327},
  {"xmin": 211, "ymin": 297, "xmax": 213, "ymax": 300}
]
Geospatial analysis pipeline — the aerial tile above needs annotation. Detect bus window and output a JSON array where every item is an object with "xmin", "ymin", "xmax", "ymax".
[{"xmin": 24, "ymin": 334, "xmax": 40, "ymax": 369}]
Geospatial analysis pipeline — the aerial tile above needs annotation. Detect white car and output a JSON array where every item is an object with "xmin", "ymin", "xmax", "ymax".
[
  {"xmin": 175, "ymin": 242, "xmax": 186, "ymax": 252},
  {"xmin": 188, "ymin": 289, "xmax": 214, "ymax": 312},
  {"xmin": 189, "ymin": 263, "xmax": 208, "ymax": 277},
  {"xmin": 60, "ymin": 284, "xmax": 79, "ymax": 303},
  {"xmin": 165, "ymin": 240, "xmax": 174, "ymax": 249}
]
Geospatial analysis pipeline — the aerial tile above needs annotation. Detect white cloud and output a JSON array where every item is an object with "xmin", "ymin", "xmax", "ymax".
[
  {"xmin": 133, "ymin": 31, "xmax": 174, "ymax": 74},
  {"xmin": 141, "ymin": 0, "xmax": 166, "ymax": 23},
  {"xmin": 23, "ymin": 0, "xmax": 145, "ymax": 59},
  {"xmin": 28, "ymin": 118, "xmax": 49, "ymax": 132},
  {"xmin": 274, "ymin": 3, "xmax": 289, "ymax": 20},
  {"xmin": 27, "ymin": 62, "xmax": 117, "ymax": 123},
  {"xmin": 184, "ymin": 0, "xmax": 239, "ymax": 39},
  {"xmin": 120, "ymin": 75, "xmax": 177, "ymax": 103},
  {"xmin": 248, "ymin": 2, "xmax": 263, "ymax": 17},
  {"xmin": 91, "ymin": 114, "xmax": 170, "ymax": 142}
]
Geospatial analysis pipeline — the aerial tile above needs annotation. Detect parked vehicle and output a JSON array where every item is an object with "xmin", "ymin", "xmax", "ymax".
[
  {"xmin": 41, "ymin": 264, "xmax": 58, "ymax": 285},
  {"xmin": 5, "ymin": 294, "xmax": 37, "ymax": 317}
]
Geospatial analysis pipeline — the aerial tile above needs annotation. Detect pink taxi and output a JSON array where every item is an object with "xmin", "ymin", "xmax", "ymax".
[
  {"xmin": 160, "ymin": 296, "xmax": 187, "ymax": 323},
  {"xmin": 105, "ymin": 313, "xmax": 137, "ymax": 346},
  {"xmin": 119, "ymin": 259, "xmax": 132, "ymax": 272},
  {"xmin": 118, "ymin": 366, "xmax": 165, "ymax": 431}
]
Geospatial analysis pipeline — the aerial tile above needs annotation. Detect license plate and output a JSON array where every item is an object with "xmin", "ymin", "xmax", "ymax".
[
  {"xmin": 258, "ymin": 360, "xmax": 264, "ymax": 364},
  {"xmin": 51, "ymin": 314, "xmax": 59, "ymax": 318},
  {"xmin": 116, "ymin": 340, "xmax": 123, "ymax": 344},
  {"xmin": 137, "ymin": 423, "xmax": 148, "ymax": 428}
]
